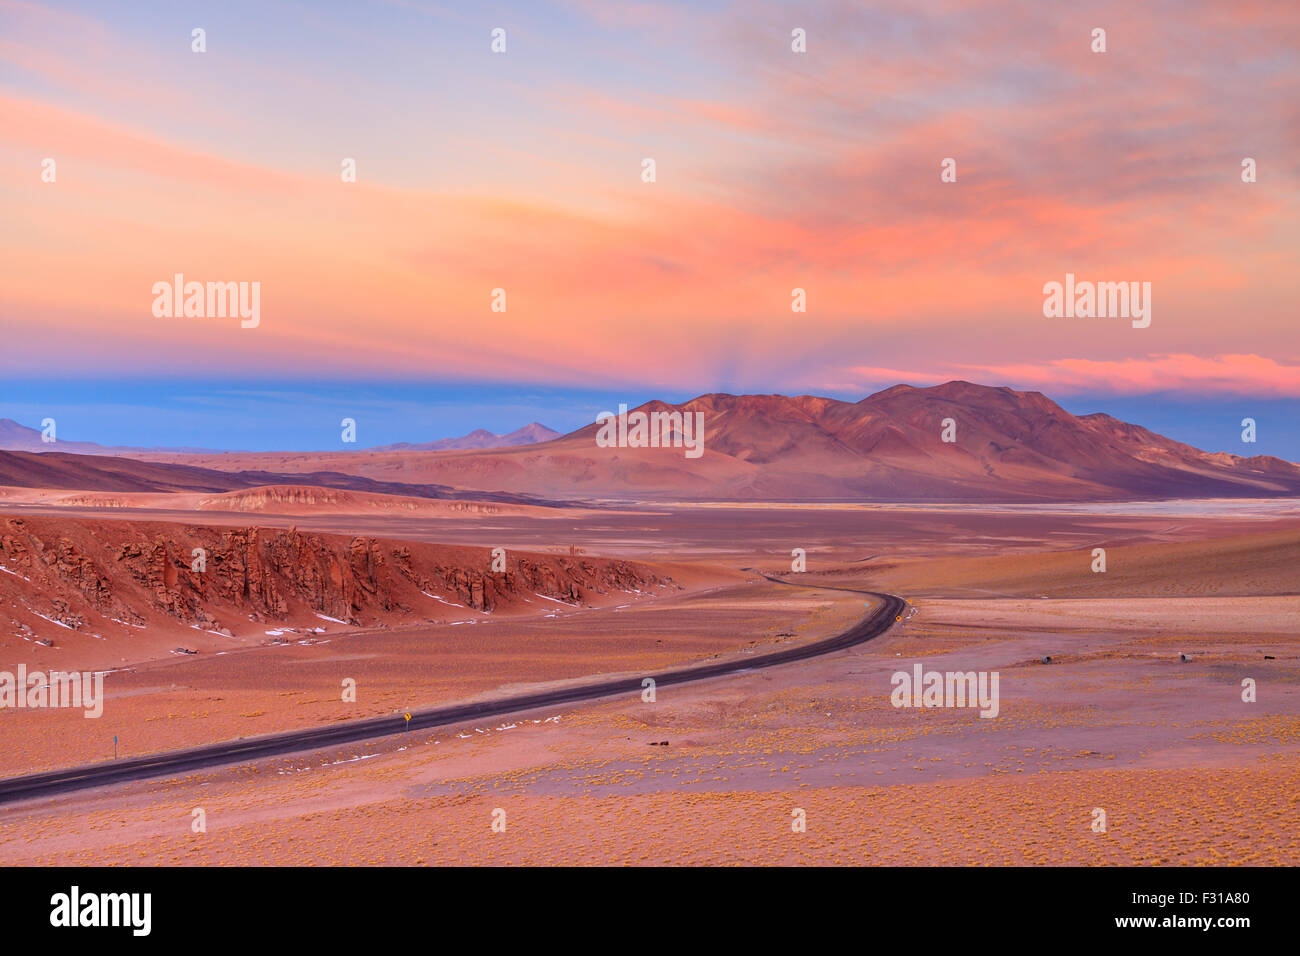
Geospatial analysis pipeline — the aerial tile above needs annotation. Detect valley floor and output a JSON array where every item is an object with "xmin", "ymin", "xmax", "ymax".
[{"xmin": 1, "ymin": 500, "xmax": 1296, "ymax": 865}]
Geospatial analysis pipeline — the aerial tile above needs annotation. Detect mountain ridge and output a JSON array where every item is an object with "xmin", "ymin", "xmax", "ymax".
[
  {"xmin": 365, "ymin": 422, "xmax": 561, "ymax": 452},
  {"xmin": 0, "ymin": 418, "xmax": 562, "ymax": 455},
  {"xmin": 4, "ymin": 383, "xmax": 1296, "ymax": 503}
]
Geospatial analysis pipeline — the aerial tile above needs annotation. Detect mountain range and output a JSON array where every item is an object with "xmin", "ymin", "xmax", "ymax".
[
  {"xmin": 2, "ymin": 383, "xmax": 1297, "ymax": 502},
  {"xmin": 380, "ymin": 382, "xmax": 1300, "ymax": 501},
  {"xmin": 0, "ymin": 419, "xmax": 560, "ymax": 455},
  {"xmin": 364, "ymin": 423, "xmax": 560, "ymax": 452}
]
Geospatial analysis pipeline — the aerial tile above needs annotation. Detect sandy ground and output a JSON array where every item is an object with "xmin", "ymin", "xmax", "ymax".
[
  {"xmin": 2, "ymin": 588, "xmax": 1295, "ymax": 865},
  {"xmin": 0, "ymin": 575, "xmax": 833, "ymax": 775},
  {"xmin": 2, "ymin": 497, "xmax": 1296, "ymax": 565},
  {"xmin": 0, "ymin": 484, "xmax": 588, "ymax": 518},
  {"xmin": 1, "ymin": 502, "xmax": 1297, "ymax": 865}
]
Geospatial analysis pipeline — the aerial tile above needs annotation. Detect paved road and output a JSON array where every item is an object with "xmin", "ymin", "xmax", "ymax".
[{"xmin": 0, "ymin": 581, "xmax": 906, "ymax": 806}]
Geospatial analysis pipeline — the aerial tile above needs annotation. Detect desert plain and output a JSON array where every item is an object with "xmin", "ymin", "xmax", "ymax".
[{"xmin": 1, "ymin": 491, "xmax": 1296, "ymax": 866}]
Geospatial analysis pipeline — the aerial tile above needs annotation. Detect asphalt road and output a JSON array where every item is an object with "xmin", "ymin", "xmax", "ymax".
[{"xmin": 0, "ymin": 580, "xmax": 906, "ymax": 807}]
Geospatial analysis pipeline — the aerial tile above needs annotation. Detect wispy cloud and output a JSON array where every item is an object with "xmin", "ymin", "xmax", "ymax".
[
  {"xmin": 853, "ymin": 354, "xmax": 1300, "ymax": 397},
  {"xmin": 1, "ymin": 0, "xmax": 1295, "ymax": 397}
]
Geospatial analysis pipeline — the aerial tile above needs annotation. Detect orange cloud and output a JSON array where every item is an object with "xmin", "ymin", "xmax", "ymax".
[
  {"xmin": 2, "ymin": 0, "xmax": 1297, "ymax": 397},
  {"xmin": 853, "ymin": 355, "xmax": 1300, "ymax": 397}
]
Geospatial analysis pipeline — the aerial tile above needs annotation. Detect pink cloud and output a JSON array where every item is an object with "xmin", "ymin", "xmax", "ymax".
[
  {"xmin": 852, "ymin": 355, "xmax": 1300, "ymax": 397},
  {"xmin": 2, "ymin": 0, "xmax": 1297, "ymax": 394}
]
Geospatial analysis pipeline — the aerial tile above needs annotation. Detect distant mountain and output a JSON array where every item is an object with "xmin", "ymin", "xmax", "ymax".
[
  {"xmin": 215, "ymin": 381, "xmax": 1299, "ymax": 502},
  {"xmin": 0, "ymin": 418, "xmax": 108, "ymax": 454},
  {"xmin": 536, "ymin": 381, "xmax": 1300, "ymax": 500},
  {"xmin": 13, "ymin": 385, "xmax": 1299, "ymax": 503},
  {"xmin": 0, "ymin": 449, "xmax": 565, "ymax": 507},
  {"xmin": 0, "ymin": 415, "xmax": 565, "ymax": 456},
  {"xmin": 366, "ymin": 422, "xmax": 561, "ymax": 452},
  {"xmin": 0, "ymin": 418, "xmax": 218, "ymax": 455}
]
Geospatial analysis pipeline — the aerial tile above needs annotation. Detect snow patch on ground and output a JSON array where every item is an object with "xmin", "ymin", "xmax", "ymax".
[
  {"xmin": 189, "ymin": 625, "xmax": 230, "ymax": 637},
  {"xmin": 31, "ymin": 610, "xmax": 72, "ymax": 629}
]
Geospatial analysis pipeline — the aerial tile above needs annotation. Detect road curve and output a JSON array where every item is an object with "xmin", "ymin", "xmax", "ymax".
[{"xmin": 0, "ymin": 581, "xmax": 906, "ymax": 807}]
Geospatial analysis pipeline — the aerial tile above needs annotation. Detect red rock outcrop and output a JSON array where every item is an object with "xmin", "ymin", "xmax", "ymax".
[{"xmin": 0, "ymin": 516, "xmax": 673, "ymax": 638}]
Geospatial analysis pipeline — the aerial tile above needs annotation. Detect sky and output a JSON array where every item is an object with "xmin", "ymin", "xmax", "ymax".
[{"xmin": 1, "ymin": 0, "xmax": 1298, "ymax": 456}]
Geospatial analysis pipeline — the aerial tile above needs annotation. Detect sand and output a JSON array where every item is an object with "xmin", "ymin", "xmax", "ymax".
[{"xmin": 0, "ymin": 500, "xmax": 1296, "ymax": 865}]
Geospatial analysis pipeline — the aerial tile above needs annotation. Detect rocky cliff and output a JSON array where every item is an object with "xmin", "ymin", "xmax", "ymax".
[{"xmin": 0, "ymin": 516, "xmax": 673, "ymax": 644}]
